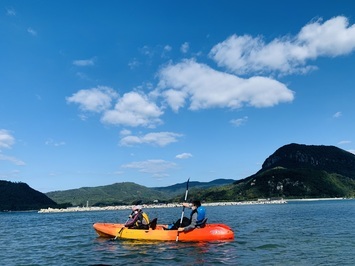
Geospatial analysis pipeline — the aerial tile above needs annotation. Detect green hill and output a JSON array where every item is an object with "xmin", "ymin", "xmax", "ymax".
[
  {"xmin": 46, "ymin": 182, "xmax": 168, "ymax": 207},
  {"xmin": 0, "ymin": 180, "xmax": 58, "ymax": 211},
  {"xmin": 192, "ymin": 143, "xmax": 355, "ymax": 201},
  {"xmin": 46, "ymin": 179, "xmax": 235, "ymax": 206}
]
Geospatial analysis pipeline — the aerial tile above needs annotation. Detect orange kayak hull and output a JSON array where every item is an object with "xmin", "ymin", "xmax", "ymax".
[{"xmin": 93, "ymin": 223, "xmax": 234, "ymax": 242}]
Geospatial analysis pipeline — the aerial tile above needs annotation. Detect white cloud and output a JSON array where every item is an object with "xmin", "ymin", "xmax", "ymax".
[
  {"xmin": 128, "ymin": 58, "xmax": 141, "ymax": 69},
  {"xmin": 120, "ymin": 129, "xmax": 131, "ymax": 136},
  {"xmin": 6, "ymin": 8, "xmax": 16, "ymax": 16},
  {"xmin": 230, "ymin": 116, "xmax": 248, "ymax": 127},
  {"xmin": 27, "ymin": 27, "xmax": 37, "ymax": 36},
  {"xmin": 73, "ymin": 59, "xmax": 95, "ymax": 66},
  {"xmin": 158, "ymin": 59, "xmax": 294, "ymax": 112},
  {"xmin": 122, "ymin": 159, "xmax": 176, "ymax": 177},
  {"xmin": 101, "ymin": 91, "xmax": 163, "ymax": 127},
  {"xmin": 67, "ymin": 87, "xmax": 163, "ymax": 128},
  {"xmin": 164, "ymin": 45, "xmax": 172, "ymax": 52},
  {"xmin": 338, "ymin": 140, "xmax": 351, "ymax": 145},
  {"xmin": 0, "ymin": 154, "xmax": 25, "ymax": 166},
  {"xmin": 0, "ymin": 131, "xmax": 24, "ymax": 166},
  {"xmin": 120, "ymin": 132, "xmax": 182, "ymax": 147},
  {"xmin": 0, "ymin": 129, "xmax": 15, "ymax": 149},
  {"xmin": 181, "ymin": 42, "xmax": 189, "ymax": 53},
  {"xmin": 333, "ymin": 111, "xmax": 342, "ymax": 118},
  {"xmin": 45, "ymin": 139, "xmax": 66, "ymax": 147},
  {"xmin": 66, "ymin": 86, "xmax": 118, "ymax": 113},
  {"xmin": 209, "ymin": 16, "xmax": 355, "ymax": 75},
  {"xmin": 176, "ymin": 153, "xmax": 192, "ymax": 159}
]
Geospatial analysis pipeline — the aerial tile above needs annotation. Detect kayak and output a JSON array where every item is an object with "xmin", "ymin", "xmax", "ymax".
[{"xmin": 93, "ymin": 222, "xmax": 234, "ymax": 242}]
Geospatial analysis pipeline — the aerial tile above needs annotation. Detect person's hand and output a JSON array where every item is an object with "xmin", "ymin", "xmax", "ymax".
[
  {"xmin": 182, "ymin": 202, "xmax": 190, "ymax": 208},
  {"xmin": 177, "ymin": 227, "xmax": 185, "ymax": 232}
]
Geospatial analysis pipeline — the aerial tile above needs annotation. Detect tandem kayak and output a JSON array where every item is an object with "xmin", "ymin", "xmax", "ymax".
[{"xmin": 93, "ymin": 222, "xmax": 234, "ymax": 242}]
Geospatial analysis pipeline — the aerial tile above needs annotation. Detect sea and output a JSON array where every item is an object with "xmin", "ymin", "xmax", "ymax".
[{"xmin": 1, "ymin": 199, "xmax": 354, "ymax": 265}]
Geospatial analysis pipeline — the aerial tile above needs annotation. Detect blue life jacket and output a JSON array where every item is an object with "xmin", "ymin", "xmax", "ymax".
[{"xmin": 196, "ymin": 206, "xmax": 206, "ymax": 223}]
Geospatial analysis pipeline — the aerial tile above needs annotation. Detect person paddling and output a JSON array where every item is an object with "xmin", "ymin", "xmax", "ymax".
[
  {"xmin": 166, "ymin": 200, "xmax": 206, "ymax": 231},
  {"xmin": 124, "ymin": 205, "xmax": 150, "ymax": 229}
]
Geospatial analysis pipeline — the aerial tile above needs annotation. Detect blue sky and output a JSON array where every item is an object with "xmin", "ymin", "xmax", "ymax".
[{"xmin": 1, "ymin": 1, "xmax": 355, "ymax": 193}]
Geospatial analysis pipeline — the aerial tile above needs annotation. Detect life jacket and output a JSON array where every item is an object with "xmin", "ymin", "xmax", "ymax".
[
  {"xmin": 190, "ymin": 206, "xmax": 206, "ymax": 225},
  {"xmin": 125, "ymin": 210, "xmax": 150, "ymax": 228},
  {"xmin": 196, "ymin": 206, "xmax": 206, "ymax": 223},
  {"xmin": 142, "ymin": 212, "xmax": 150, "ymax": 225}
]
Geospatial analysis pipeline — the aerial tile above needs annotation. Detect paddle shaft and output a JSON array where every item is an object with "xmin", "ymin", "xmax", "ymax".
[
  {"xmin": 113, "ymin": 217, "xmax": 129, "ymax": 240},
  {"xmin": 176, "ymin": 178, "xmax": 190, "ymax": 241}
]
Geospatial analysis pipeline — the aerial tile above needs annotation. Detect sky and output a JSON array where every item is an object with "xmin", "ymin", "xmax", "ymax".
[{"xmin": 1, "ymin": 1, "xmax": 355, "ymax": 193}]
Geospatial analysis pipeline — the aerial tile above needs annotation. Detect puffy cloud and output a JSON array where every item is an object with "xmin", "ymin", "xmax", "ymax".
[
  {"xmin": 175, "ymin": 153, "xmax": 192, "ymax": 159},
  {"xmin": 66, "ymin": 86, "xmax": 118, "ymax": 113},
  {"xmin": 122, "ymin": 159, "xmax": 176, "ymax": 177},
  {"xmin": 67, "ymin": 87, "xmax": 163, "ymax": 128},
  {"xmin": 101, "ymin": 91, "xmax": 163, "ymax": 127},
  {"xmin": 0, "ymin": 129, "xmax": 15, "ymax": 149},
  {"xmin": 158, "ymin": 59, "xmax": 294, "ymax": 112},
  {"xmin": 120, "ymin": 132, "xmax": 182, "ymax": 147},
  {"xmin": 209, "ymin": 16, "xmax": 355, "ymax": 75}
]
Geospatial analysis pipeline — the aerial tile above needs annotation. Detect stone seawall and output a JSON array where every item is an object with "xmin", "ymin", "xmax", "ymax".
[{"xmin": 38, "ymin": 199, "xmax": 287, "ymax": 213}]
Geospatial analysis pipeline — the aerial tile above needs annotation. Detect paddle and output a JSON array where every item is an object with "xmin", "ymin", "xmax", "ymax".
[
  {"xmin": 176, "ymin": 178, "xmax": 190, "ymax": 242},
  {"xmin": 111, "ymin": 217, "xmax": 129, "ymax": 240}
]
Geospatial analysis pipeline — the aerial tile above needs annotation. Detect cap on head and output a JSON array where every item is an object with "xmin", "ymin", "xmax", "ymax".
[{"xmin": 132, "ymin": 205, "xmax": 142, "ymax": 211}]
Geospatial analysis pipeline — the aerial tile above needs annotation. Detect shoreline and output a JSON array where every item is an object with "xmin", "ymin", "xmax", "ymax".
[
  {"xmin": 38, "ymin": 197, "xmax": 353, "ymax": 213},
  {"xmin": 38, "ymin": 199, "xmax": 287, "ymax": 213}
]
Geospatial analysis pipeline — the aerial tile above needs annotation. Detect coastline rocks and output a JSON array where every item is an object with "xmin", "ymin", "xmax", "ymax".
[{"xmin": 38, "ymin": 199, "xmax": 287, "ymax": 213}]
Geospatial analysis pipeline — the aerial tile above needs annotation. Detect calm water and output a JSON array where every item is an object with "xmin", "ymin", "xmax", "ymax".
[{"xmin": 1, "ymin": 200, "xmax": 354, "ymax": 265}]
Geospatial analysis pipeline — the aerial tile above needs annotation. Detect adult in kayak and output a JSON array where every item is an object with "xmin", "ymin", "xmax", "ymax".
[
  {"xmin": 167, "ymin": 200, "xmax": 206, "ymax": 231},
  {"xmin": 124, "ymin": 205, "xmax": 150, "ymax": 229}
]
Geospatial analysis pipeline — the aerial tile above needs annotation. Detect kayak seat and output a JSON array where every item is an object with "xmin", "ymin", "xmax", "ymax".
[
  {"xmin": 149, "ymin": 218, "xmax": 158, "ymax": 230},
  {"xmin": 196, "ymin": 218, "xmax": 208, "ymax": 228}
]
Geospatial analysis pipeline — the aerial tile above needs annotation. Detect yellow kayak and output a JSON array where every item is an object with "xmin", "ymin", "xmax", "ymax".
[{"xmin": 93, "ymin": 222, "xmax": 234, "ymax": 242}]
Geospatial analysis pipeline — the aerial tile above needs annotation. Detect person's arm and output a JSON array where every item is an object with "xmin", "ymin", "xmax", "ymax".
[
  {"xmin": 125, "ymin": 212, "xmax": 139, "ymax": 227},
  {"xmin": 182, "ymin": 202, "xmax": 191, "ymax": 208},
  {"xmin": 179, "ymin": 212, "xmax": 197, "ymax": 232}
]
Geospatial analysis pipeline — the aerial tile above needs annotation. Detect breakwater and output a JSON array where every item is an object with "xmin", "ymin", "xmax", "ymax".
[{"xmin": 38, "ymin": 199, "xmax": 287, "ymax": 213}]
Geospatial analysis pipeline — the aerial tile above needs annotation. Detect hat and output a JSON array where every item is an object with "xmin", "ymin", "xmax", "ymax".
[{"xmin": 132, "ymin": 205, "xmax": 142, "ymax": 211}]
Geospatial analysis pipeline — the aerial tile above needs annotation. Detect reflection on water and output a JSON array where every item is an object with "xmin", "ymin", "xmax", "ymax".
[{"xmin": 92, "ymin": 237, "xmax": 237, "ymax": 265}]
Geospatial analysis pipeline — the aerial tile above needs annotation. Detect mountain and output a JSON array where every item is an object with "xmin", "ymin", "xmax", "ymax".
[
  {"xmin": 5, "ymin": 143, "xmax": 353, "ymax": 210},
  {"xmin": 261, "ymin": 143, "xmax": 355, "ymax": 179},
  {"xmin": 46, "ymin": 179, "xmax": 235, "ymax": 206},
  {"xmin": 192, "ymin": 143, "xmax": 355, "ymax": 201},
  {"xmin": 0, "ymin": 180, "xmax": 58, "ymax": 211},
  {"xmin": 46, "ymin": 182, "xmax": 168, "ymax": 207}
]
